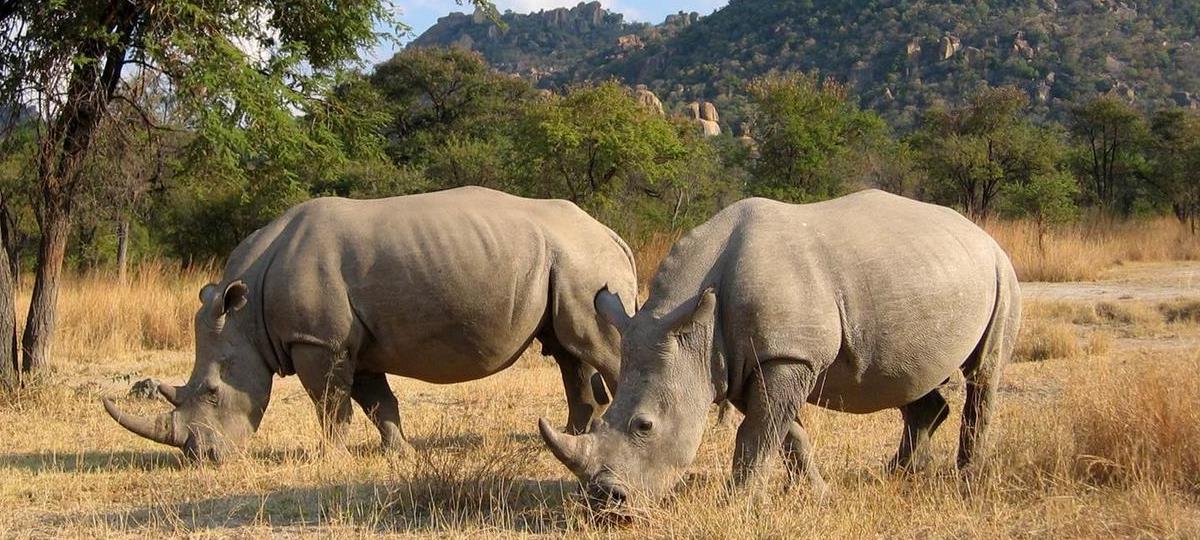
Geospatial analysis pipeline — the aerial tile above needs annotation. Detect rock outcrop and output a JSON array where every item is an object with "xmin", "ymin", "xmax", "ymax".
[
  {"xmin": 1012, "ymin": 31, "xmax": 1036, "ymax": 59},
  {"xmin": 687, "ymin": 101, "xmax": 721, "ymax": 137},
  {"xmin": 664, "ymin": 11, "xmax": 699, "ymax": 29},
  {"xmin": 1035, "ymin": 72, "xmax": 1056, "ymax": 103},
  {"xmin": 737, "ymin": 123, "xmax": 759, "ymax": 158},
  {"xmin": 939, "ymin": 35, "xmax": 962, "ymax": 60},
  {"xmin": 906, "ymin": 39, "xmax": 922, "ymax": 57},
  {"xmin": 635, "ymin": 85, "xmax": 664, "ymax": 116},
  {"xmin": 618, "ymin": 34, "xmax": 645, "ymax": 51}
]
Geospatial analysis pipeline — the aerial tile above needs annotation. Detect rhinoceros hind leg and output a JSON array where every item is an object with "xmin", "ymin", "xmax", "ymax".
[
  {"xmin": 351, "ymin": 371, "xmax": 408, "ymax": 453},
  {"xmin": 553, "ymin": 352, "xmax": 609, "ymax": 435},
  {"xmin": 541, "ymin": 331, "xmax": 609, "ymax": 434},
  {"xmin": 958, "ymin": 269, "xmax": 1020, "ymax": 472},
  {"xmin": 782, "ymin": 419, "xmax": 829, "ymax": 499},
  {"xmin": 888, "ymin": 388, "xmax": 950, "ymax": 473},
  {"xmin": 293, "ymin": 344, "xmax": 354, "ymax": 451}
]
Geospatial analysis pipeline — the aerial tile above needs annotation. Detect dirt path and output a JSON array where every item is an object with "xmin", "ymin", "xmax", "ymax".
[{"xmin": 1021, "ymin": 261, "xmax": 1200, "ymax": 302}]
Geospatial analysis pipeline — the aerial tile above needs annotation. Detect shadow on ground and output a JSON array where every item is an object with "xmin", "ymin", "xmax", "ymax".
[
  {"xmin": 0, "ymin": 450, "xmax": 184, "ymax": 474},
  {"xmin": 55, "ymin": 477, "xmax": 581, "ymax": 534}
]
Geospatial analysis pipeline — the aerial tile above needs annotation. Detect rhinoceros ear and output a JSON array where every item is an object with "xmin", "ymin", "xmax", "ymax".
[
  {"xmin": 220, "ymin": 280, "xmax": 249, "ymax": 314},
  {"xmin": 594, "ymin": 286, "xmax": 632, "ymax": 333},
  {"xmin": 206, "ymin": 280, "xmax": 249, "ymax": 319},
  {"xmin": 670, "ymin": 286, "xmax": 718, "ymax": 334}
]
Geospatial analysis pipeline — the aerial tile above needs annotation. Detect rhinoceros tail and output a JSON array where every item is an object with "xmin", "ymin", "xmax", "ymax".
[{"xmin": 957, "ymin": 248, "xmax": 1021, "ymax": 471}]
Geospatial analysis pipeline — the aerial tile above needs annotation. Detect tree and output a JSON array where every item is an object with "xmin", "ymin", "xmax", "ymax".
[
  {"xmin": 1068, "ymin": 95, "xmax": 1150, "ymax": 214},
  {"xmin": 913, "ymin": 86, "xmax": 1064, "ymax": 220},
  {"xmin": 744, "ymin": 73, "xmax": 888, "ymax": 202},
  {"xmin": 0, "ymin": 121, "xmax": 34, "ymax": 385},
  {"xmin": 0, "ymin": 0, "xmax": 495, "ymax": 374},
  {"xmin": 999, "ymin": 170, "xmax": 1080, "ymax": 252},
  {"xmin": 369, "ymin": 47, "xmax": 535, "ymax": 168},
  {"xmin": 1148, "ymin": 108, "xmax": 1200, "ymax": 232},
  {"xmin": 513, "ymin": 82, "xmax": 689, "ymax": 208},
  {"xmin": 74, "ymin": 75, "xmax": 180, "ymax": 281}
]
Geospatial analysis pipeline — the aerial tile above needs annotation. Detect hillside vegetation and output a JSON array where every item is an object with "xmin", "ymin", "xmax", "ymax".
[{"xmin": 415, "ymin": 0, "xmax": 1200, "ymax": 129}]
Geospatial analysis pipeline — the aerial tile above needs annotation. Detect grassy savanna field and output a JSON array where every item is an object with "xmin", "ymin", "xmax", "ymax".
[{"xmin": 1, "ymin": 219, "xmax": 1200, "ymax": 537}]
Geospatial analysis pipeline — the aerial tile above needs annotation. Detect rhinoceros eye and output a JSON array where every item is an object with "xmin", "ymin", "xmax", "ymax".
[{"xmin": 631, "ymin": 416, "xmax": 654, "ymax": 435}]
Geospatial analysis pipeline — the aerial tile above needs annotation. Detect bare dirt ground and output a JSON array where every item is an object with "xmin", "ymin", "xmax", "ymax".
[
  {"xmin": 1022, "ymin": 261, "xmax": 1200, "ymax": 302},
  {"xmin": 1, "ymin": 264, "xmax": 1199, "ymax": 538}
]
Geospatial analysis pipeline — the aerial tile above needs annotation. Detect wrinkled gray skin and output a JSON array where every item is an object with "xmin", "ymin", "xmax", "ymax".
[
  {"xmin": 540, "ymin": 190, "xmax": 1021, "ymax": 507},
  {"xmin": 104, "ymin": 187, "xmax": 636, "ymax": 462}
]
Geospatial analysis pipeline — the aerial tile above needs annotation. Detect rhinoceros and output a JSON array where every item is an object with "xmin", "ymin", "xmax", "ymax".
[
  {"xmin": 104, "ymin": 187, "xmax": 637, "ymax": 462},
  {"xmin": 539, "ymin": 190, "xmax": 1021, "ymax": 506}
]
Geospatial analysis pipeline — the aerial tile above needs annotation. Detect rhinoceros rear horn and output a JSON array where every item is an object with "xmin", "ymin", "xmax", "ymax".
[
  {"xmin": 157, "ymin": 383, "xmax": 185, "ymax": 406},
  {"xmin": 538, "ymin": 417, "xmax": 594, "ymax": 476},
  {"xmin": 103, "ymin": 398, "xmax": 185, "ymax": 447},
  {"xmin": 594, "ymin": 286, "xmax": 632, "ymax": 333}
]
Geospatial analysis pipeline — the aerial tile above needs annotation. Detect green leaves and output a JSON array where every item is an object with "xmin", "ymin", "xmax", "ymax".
[
  {"xmin": 744, "ymin": 73, "xmax": 888, "ymax": 202},
  {"xmin": 513, "ymin": 81, "xmax": 689, "ymax": 209},
  {"xmin": 914, "ymin": 85, "xmax": 1066, "ymax": 220},
  {"xmin": 1068, "ymin": 95, "xmax": 1151, "ymax": 213}
]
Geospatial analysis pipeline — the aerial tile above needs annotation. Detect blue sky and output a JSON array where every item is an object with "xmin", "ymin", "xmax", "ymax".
[{"xmin": 367, "ymin": 1, "xmax": 729, "ymax": 64}]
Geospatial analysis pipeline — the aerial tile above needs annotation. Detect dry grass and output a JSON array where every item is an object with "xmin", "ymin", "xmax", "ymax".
[
  {"xmin": 630, "ymin": 231, "xmax": 680, "ymax": 293},
  {"xmin": 15, "ymin": 259, "xmax": 217, "ymax": 362},
  {"xmin": 986, "ymin": 217, "xmax": 1200, "ymax": 282},
  {"xmin": 0, "ymin": 257, "xmax": 1198, "ymax": 537}
]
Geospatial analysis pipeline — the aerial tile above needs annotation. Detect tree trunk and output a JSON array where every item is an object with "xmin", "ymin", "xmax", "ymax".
[
  {"xmin": 116, "ymin": 218, "xmax": 129, "ymax": 284},
  {"xmin": 0, "ymin": 196, "xmax": 16, "ymax": 384},
  {"xmin": 0, "ymin": 232, "xmax": 16, "ymax": 386},
  {"xmin": 20, "ymin": 204, "xmax": 70, "ymax": 373}
]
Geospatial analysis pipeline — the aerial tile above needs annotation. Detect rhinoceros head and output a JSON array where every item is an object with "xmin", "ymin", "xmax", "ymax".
[
  {"xmin": 104, "ymin": 280, "xmax": 273, "ymax": 462},
  {"xmin": 540, "ymin": 286, "xmax": 718, "ymax": 508}
]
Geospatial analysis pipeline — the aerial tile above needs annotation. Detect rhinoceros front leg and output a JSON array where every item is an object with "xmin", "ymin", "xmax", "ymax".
[
  {"xmin": 293, "ymin": 344, "xmax": 354, "ymax": 451},
  {"xmin": 732, "ymin": 360, "xmax": 817, "ymax": 491},
  {"xmin": 350, "ymin": 371, "xmax": 409, "ymax": 453}
]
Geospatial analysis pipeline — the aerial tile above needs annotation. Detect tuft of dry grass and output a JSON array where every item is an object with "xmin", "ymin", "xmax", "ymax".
[
  {"xmin": 630, "ymin": 231, "xmax": 680, "ymax": 293},
  {"xmin": 986, "ymin": 217, "xmax": 1200, "ymax": 282},
  {"xmin": 1014, "ymin": 319, "xmax": 1081, "ymax": 362},
  {"xmin": 1159, "ymin": 300, "xmax": 1200, "ymax": 324},
  {"xmin": 1069, "ymin": 357, "xmax": 1200, "ymax": 490}
]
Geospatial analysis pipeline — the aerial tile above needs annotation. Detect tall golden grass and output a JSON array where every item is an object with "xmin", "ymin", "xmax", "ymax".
[
  {"xmin": 985, "ymin": 217, "xmax": 1200, "ymax": 282},
  {"xmin": 1, "ymin": 331, "xmax": 1196, "ymax": 536},
  {"xmin": 16, "ymin": 259, "xmax": 216, "ymax": 361}
]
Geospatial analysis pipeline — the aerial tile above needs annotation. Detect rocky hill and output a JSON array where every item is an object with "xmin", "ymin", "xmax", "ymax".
[
  {"xmin": 409, "ymin": 2, "xmax": 651, "ymax": 83},
  {"xmin": 412, "ymin": 0, "xmax": 1200, "ymax": 128}
]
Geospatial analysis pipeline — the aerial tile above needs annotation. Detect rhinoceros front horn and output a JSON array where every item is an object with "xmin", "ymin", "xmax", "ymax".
[
  {"xmin": 538, "ymin": 417, "xmax": 593, "ymax": 476},
  {"xmin": 103, "ymin": 398, "xmax": 185, "ymax": 447}
]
